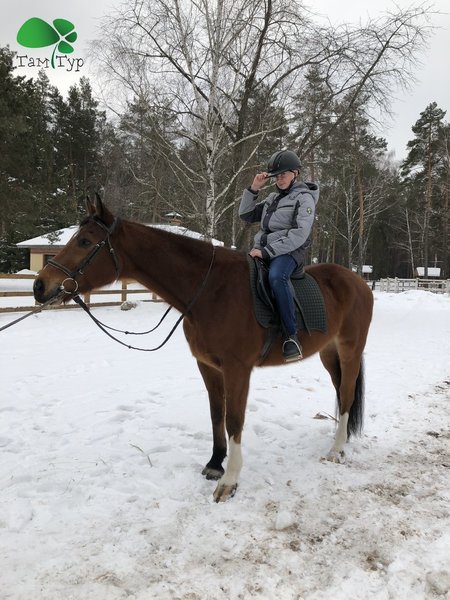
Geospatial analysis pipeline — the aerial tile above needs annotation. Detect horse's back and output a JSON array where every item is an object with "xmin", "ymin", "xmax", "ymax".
[
  {"xmin": 306, "ymin": 263, "xmax": 373, "ymax": 306},
  {"xmin": 305, "ymin": 263, "xmax": 374, "ymax": 341}
]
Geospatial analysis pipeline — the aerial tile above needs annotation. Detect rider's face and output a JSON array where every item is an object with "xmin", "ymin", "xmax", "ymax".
[{"xmin": 275, "ymin": 170, "xmax": 297, "ymax": 189}]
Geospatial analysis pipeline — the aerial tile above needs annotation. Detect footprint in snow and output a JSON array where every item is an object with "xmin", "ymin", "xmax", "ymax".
[{"xmin": 4, "ymin": 499, "xmax": 34, "ymax": 532}]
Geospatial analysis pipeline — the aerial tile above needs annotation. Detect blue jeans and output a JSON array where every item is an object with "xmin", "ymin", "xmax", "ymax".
[{"xmin": 268, "ymin": 254, "xmax": 298, "ymax": 336}]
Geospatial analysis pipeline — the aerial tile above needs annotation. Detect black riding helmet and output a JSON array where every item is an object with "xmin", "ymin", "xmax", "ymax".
[{"xmin": 267, "ymin": 150, "xmax": 302, "ymax": 177}]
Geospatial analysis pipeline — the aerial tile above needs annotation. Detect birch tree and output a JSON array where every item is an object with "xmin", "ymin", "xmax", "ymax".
[
  {"xmin": 94, "ymin": 0, "xmax": 434, "ymax": 240},
  {"xmin": 316, "ymin": 98, "xmax": 398, "ymax": 270}
]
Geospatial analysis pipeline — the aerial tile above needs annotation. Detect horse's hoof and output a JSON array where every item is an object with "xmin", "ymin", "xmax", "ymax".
[
  {"xmin": 202, "ymin": 466, "xmax": 224, "ymax": 480},
  {"xmin": 322, "ymin": 450, "xmax": 346, "ymax": 464},
  {"xmin": 213, "ymin": 483, "xmax": 238, "ymax": 503}
]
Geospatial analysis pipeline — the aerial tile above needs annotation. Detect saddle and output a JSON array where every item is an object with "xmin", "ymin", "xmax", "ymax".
[{"xmin": 248, "ymin": 257, "xmax": 327, "ymax": 361}]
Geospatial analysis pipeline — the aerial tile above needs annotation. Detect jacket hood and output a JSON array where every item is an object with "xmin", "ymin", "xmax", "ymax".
[{"xmin": 292, "ymin": 181, "xmax": 319, "ymax": 204}]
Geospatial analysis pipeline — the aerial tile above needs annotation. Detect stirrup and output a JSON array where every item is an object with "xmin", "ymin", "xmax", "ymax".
[{"xmin": 282, "ymin": 336, "xmax": 303, "ymax": 362}]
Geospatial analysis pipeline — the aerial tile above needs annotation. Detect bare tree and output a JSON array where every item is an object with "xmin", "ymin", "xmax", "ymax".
[
  {"xmin": 326, "ymin": 164, "xmax": 395, "ymax": 269},
  {"xmin": 93, "ymin": 0, "xmax": 435, "ymax": 239}
]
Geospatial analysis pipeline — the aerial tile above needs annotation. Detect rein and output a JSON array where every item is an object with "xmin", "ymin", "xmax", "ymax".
[
  {"xmin": 2, "ymin": 215, "xmax": 216, "ymax": 350},
  {"xmin": 44, "ymin": 215, "xmax": 174, "ymax": 336},
  {"xmin": 71, "ymin": 245, "xmax": 216, "ymax": 351},
  {"xmin": 0, "ymin": 293, "xmax": 66, "ymax": 332}
]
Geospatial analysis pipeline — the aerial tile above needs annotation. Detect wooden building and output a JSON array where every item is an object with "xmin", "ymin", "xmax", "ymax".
[{"xmin": 17, "ymin": 224, "xmax": 223, "ymax": 272}]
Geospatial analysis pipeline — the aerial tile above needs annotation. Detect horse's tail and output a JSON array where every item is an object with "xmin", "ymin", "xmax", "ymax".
[{"xmin": 335, "ymin": 357, "xmax": 365, "ymax": 438}]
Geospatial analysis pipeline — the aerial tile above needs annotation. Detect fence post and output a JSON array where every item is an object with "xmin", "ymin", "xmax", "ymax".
[
  {"xmin": 84, "ymin": 291, "xmax": 91, "ymax": 305},
  {"xmin": 121, "ymin": 280, "xmax": 127, "ymax": 303}
]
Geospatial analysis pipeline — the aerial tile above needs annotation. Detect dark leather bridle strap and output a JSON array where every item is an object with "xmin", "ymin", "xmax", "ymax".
[
  {"xmin": 47, "ymin": 217, "xmax": 121, "ymax": 280},
  {"xmin": 72, "ymin": 245, "xmax": 216, "ymax": 351}
]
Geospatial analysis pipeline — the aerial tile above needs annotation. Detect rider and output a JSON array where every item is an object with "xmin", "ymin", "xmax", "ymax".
[{"xmin": 239, "ymin": 149, "xmax": 319, "ymax": 362}]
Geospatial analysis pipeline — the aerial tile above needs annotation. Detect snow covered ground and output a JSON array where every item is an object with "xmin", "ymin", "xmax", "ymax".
[{"xmin": 1, "ymin": 291, "xmax": 449, "ymax": 600}]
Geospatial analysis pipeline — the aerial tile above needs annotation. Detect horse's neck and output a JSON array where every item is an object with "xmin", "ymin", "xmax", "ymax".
[{"xmin": 118, "ymin": 221, "xmax": 212, "ymax": 311}]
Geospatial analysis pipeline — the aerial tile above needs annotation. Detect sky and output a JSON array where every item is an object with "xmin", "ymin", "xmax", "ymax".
[
  {"xmin": 1, "ymin": 0, "xmax": 449, "ymax": 160},
  {"xmin": 1, "ymin": 286, "xmax": 450, "ymax": 598}
]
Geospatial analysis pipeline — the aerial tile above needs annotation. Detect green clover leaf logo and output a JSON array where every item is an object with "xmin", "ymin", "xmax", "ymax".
[{"xmin": 17, "ymin": 18, "xmax": 78, "ymax": 68}]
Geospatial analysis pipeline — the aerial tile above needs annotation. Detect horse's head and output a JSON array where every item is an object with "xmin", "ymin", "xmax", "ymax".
[{"xmin": 33, "ymin": 196, "xmax": 121, "ymax": 305}]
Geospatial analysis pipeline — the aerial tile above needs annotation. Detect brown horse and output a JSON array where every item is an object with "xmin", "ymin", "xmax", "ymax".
[{"xmin": 33, "ymin": 197, "xmax": 374, "ymax": 502}]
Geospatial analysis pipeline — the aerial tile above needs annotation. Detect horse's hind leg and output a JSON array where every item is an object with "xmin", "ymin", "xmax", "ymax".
[
  {"xmin": 197, "ymin": 361, "xmax": 227, "ymax": 480},
  {"xmin": 320, "ymin": 343, "xmax": 364, "ymax": 462},
  {"xmin": 320, "ymin": 342, "xmax": 341, "ymax": 395}
]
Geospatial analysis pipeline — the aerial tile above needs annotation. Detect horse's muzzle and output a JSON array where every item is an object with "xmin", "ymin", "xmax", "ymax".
[
  {"xmin": 33, "ymin": 278, "xmax": 45, "ymax": 303},
  {"xmin": 33, "ymin": 278, "xmax": 62, "ymax": 305}
]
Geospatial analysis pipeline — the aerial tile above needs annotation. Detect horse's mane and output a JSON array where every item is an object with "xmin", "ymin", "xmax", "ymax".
[
  {"xmin": 79, "ymin": 211, "xmax": 247, "ymax": 265},
  {"xmin": 126, "ymin": 219, "xmax": 246, "ymax": 265}
]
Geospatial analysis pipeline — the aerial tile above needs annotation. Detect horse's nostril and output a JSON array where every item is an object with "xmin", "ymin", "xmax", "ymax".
[{"xmin": 33, "ymin": 278, "xmax": 44, "ymax": 300}]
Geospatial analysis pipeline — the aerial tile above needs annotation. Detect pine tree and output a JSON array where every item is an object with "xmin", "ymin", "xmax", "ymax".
[
  {"xmin": 52, "ymin": 77, "xmax": 105, "ymax": 214},
  {"xmin": 0, "ymin": 47, "xmax": 40, "ymax": 271},
  {"xmin": 401, "ymin": 102, "xmax": 448, "ymax": 277},
  {"xmin": 0, "ymin": 50, "xmax": 109, "ymax": 272},
  {"xmin": 315, "ymin": 96, "xmax": 389, "ymax": 271}
]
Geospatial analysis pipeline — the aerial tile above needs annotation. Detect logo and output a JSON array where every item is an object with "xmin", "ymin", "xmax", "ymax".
[{"xmin": 16, "ymin": 17, "xmax": 83, "ymax": 71}]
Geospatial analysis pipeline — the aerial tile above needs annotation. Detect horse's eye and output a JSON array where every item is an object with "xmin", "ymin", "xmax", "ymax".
[{"xmin": 78, "ymin": 237, "xmax": 92, "ymax": 248}]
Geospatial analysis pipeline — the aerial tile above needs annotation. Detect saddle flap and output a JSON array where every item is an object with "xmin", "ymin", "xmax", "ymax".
[
  {"xmin": 248, "ymin": 256, "xmax": 327, "ymax": 334},
  {"xmin": 254, "ymin": 258, "xmax": 275, "ymax": 313}
]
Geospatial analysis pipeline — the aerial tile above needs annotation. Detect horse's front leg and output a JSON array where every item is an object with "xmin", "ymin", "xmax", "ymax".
[
  {"xmin": 213, "ymin": 363, "xmax": 251, "ymax": 503},
  {"xmin": 196, "ymin": 361, "xmax": 227, "ymax": 480}
]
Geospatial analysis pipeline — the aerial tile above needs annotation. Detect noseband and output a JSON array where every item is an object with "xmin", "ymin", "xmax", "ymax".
[{"xmin": 46, "ymin": 217, "xmax": 121, "ymax": 294}]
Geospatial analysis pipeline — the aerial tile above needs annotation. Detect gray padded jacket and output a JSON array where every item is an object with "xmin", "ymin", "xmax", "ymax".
[{"xmin": 239, "ymin": 181, "xmax": 319, "ymax": 262}]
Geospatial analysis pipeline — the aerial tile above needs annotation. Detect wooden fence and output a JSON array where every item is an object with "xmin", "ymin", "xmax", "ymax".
[
  {"xmin": 2, "ymin": 273, "xmax": 450, "ymax": 314},
  {"xmin": 379, "ymin": 277, "xmax": 450, "ymax": 294},
  {"xmin": 0, "ymin": 274, "xmax": 157, "ymax": 313}
]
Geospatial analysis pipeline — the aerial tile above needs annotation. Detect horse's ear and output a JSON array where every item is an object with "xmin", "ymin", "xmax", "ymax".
[
  {"xmin": 93, "ymin": 192, "xmax": 104, "ymax": 218},
  {"xmin": 85, "ymin": 196, "xmax": 96, "ymax": 217}
]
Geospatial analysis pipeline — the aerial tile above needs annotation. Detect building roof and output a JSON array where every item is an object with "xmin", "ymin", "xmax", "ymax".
[
  {"xmin": 17, "ymin": 224, "xmax": 224, "ymax": 248},
  {"xmin": 17, "ymin": 226, "xmax": 79, "ymax": 247},
  {"xmin": 352, "ymin": 265, "xmax": 373, "ymax": 274},
  {"xmin": 415, "ymin": 267, "xmax": 441, "ymax": 277}
]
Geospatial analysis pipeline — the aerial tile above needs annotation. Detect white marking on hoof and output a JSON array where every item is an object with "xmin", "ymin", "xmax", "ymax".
[
  {"xmin": 331, "ymin": 412, "xmax": 349, "ymax": 450},
  {"xmin": 321, "ymin": 412, "xmax": 349, "ymax": 463},
  {"xmin": 213, "ymin": 483, "xmax": 238, "ymax": 503},
  {"xmin": 212, "ymin": 437, "xmax": 242, "ymax": 502},
  {"xmin": 322, "ymin": 450, "xmax": 346, "ymax": 464}
]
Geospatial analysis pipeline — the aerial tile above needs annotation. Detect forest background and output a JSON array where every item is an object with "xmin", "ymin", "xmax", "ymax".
[{"xmin": 0, "ymin": 0, "xmax": 449, "ymax": 278}]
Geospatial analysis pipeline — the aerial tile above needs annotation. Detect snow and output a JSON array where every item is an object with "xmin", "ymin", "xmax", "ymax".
[
  {"xmin": 1, "ymin": 290, "xmax": 449, "ymax": 599},
  {"xmin": 16, "ymin": 226, "xmax": 79, "ymax": 247},
  {"xmin": 16, "ymin": 225, "xmax": 223, "ymax": 248}
]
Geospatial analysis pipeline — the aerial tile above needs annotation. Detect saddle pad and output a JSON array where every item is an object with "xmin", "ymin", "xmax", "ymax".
[{"xmin": 247, "ymin": 257, "xmax": 327, "ymax": 333}]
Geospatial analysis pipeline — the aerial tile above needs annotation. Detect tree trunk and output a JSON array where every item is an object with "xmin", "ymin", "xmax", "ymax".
[
  {"xmin": 424, "ymin": 125, "xmax": 434, "ymax": 278},
  {"xmin": 356, "ymin": 165, "xmax": 365, "ymax": 275}
]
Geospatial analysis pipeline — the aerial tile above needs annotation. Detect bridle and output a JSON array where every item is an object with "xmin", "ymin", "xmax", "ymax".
[
  {"xmin": 1, "ymin": 214, "xmax": 216, "ymax": 350},
  {"xmin": 41, "ymin": 215, "xmax": 216, "ymax": 352},
  {"xmin": 45, "ymin": 216, "xmax": 121, "ymax": 295},
  {"xmin": 0, "ymin": 216, "xmax": 122, "ymax": 333}
]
